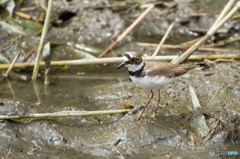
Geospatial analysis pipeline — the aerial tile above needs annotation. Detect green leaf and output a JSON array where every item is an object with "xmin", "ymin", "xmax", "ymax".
[
  {"xmin": 228, "ymin": 87, "xmax": 240, "ymax": 92},
  {"xmin": 49, "ymin": 41, "xmax": 66, "ymax": 46},
  {"xmin": 0, "ymin": 21, "xmax": 28, "ymax": 35},
  {"xmin": 73, "ymin": 43, "xmax": 103, "ymax": 54},
  {"xmin": 189, "ymin": 84, "xmax": 201, "ymax": 109},
  {"xmin": 73, "ymin": 49, "xmax": 96, "ymax": 59},
  {"xmin": 42, "ymin": 42, "xmax": 51, "ymax": 59},
  {"xmin": 189, "ymin": 84, "xmax": 210, "ymax": 131},
  {"xmin": 8, "ymin": 17, "xmax": 43, "ymax": 30},
  {"xmin": 9, "ymin": 72, "xmax": 31, "ymax": 82},
  {"xmin": 6, "ymin": 0, "xmax": 15, "ymax": 17},
  {"xmin": 0, "ymin": 0, "xmax": 15, "ymax": 17},
  {"xmin": 16, "ymin": 0, "xmax": 23, "ymax": 7},
  {"xmin": 207, "ymin": 84, "xmax": 228, "ymax": 108},
  {"xmin": 199, "ymin": 115, "xmax": 210, "ymax": 131},
  {"xmin": 0, "ymin": 54, "xmax": 10, "ymax": 64},
  {"xmin": 67, "ymin": 43, "xmax": 96, "ymax": 59}
]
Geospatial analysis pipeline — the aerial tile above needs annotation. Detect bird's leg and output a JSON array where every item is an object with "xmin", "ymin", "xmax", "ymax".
[
  {"xmin": 137, "ymin": 90, "xmax": 154, "ymax": 120},
  {"xmin": 150, "ymin": 90, "xmax": 160, "ymax": 119}
]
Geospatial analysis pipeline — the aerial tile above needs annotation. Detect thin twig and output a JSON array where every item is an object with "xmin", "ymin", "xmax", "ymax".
[
  {"xmin": 98, "ymin": 4, "xmax": 154, "ymax": 58},
  {"xmin": 190, "ymin": 135, "xmax": 195, "ymax": 145},
  {"xmin": 39, "ymin": 0, "xmax": 47, "ymax": 12},
  {"xmin": 21, "ymin": 49, "xmax": 34, "ymax": 62},
  {"xmin": 142, "ymin": 142, "xmax": 157, "ymax": 146},
  {"xmin": 14, "ymin": 11, "xmax": 32, "ymax": 20},
  {"xmin": 204, "ymin": 58, "xmax": 237, "ymax": 65},
  {"xmin": 5, "ymin": 147, "xmax": 12, "ymax": 159},
  {"xmin": 113, "ymin": 146, "xmax": 125, "ymax": 159},
  {"xmin": 188, "ymin": 13, "xmax": 207, "ymax": 17},
  {"xmin": 32, "ymin": 0, "xmax": 53, "ymax": 80},
  {"xmin": 19, "ymin": 7, "xmax": 37, "ymax": 12},
  {"xmin": 4, "ymin": 52, "xmax": 21, "ymax": 77},
  {"xmin": 108, "ymin": 29, "xmax": 125, "ymax": 42},
  {"xmin": 53, "ymin": 125, "xmax": 70, "ymax": 144},
  {"xmin": 152, "ymin": 22, "xmax": 175, "ymax": 58}
]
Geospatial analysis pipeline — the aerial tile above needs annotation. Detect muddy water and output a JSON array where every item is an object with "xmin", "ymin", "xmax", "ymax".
[{"xmin": 1, "ymin": 0, "xmax": 240, "ymax": 158}]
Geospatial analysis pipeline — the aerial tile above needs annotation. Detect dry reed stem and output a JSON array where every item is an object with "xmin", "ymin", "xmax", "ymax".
[
  {"xmin": 172, "ymin": 0, "xmax": 239, "ymax": 64},
  {"xmin": 32, "ymin": 0, "xmax": 53, "ymax": 80},
  {"xmin": 1, "ymin": 54, "xmax": 240, "ymax": 70},
  {"xmin": 0, "ymin": 109, "xmax": 131, "ymax": 120},
  {"xmin": 136, "ymin": 42, "xmax": 240, "ymax": 52}
]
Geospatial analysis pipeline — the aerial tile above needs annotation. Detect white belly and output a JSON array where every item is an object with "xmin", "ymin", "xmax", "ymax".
[{"xmin": 130, "ymin": 75, "xmax": 177, "ymax": 90}]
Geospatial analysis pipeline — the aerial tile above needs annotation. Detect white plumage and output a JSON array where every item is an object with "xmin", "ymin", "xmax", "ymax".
[{"xmin": 130, "ymin": 75, "xmax": 176, "ymax": 90}]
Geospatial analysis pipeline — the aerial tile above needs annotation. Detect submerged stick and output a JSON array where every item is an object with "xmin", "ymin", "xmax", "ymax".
[
  {"xmin": 0, "ymin": 54, "xmax": 240, "ymax": 70},
  {"xmin": 4, "ymin": 52, "xmax": 21, "ymax": 77},
  {"xmin": 32, "ymin": 0, "xmax": 53, "ymax": 80},
  {"xmin": 98, "ymin": 4, "xmax": 154, "ymax": 58},
  {"xmin": 172, "ymin": 1, "xmax": 239, "ymax": 64},
  {"xmin": 0, "ymin": 109, "xmax": 131, "ymax": 120},
  {"xmin": 33, "ymin": 80, "xmax": 41, "ymax": 105},
  {"xmin": 152, "ymin": 22, "xmax": 175, "ymax": 58},
  {"xmin": 7, "ymin": 79, "xmax": 17, "ymax": 100}
]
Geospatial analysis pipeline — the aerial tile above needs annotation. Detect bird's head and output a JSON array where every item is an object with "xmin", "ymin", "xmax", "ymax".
[{"xmin": 117, "ymin": 52, "xmax": 143, "ymax": 71}]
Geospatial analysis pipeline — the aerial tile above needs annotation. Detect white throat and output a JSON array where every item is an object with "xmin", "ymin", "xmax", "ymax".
[{"xmin": 126, "ymin": 61, "xmax": 144, "ymax": 72}]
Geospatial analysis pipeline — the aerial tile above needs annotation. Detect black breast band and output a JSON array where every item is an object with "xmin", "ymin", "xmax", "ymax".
[{"xmin": 128, "ymin": 63, "xmax": 145, "ymax": 77}]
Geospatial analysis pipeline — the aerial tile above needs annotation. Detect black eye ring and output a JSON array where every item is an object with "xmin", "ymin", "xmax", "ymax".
[{"xmin": 130, "ymin": 58, "xmax": 136, "ymax": 62}]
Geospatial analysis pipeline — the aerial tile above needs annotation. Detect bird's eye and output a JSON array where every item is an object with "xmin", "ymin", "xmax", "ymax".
[{"xmin": 130, "ymin": 58, "xmax": 136, "ymax": 62}]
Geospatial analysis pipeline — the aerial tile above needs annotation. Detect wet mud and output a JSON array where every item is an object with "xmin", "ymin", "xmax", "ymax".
[{"xmin": 0, "ymin": 0, "xmax": 240, "ymax": 158}]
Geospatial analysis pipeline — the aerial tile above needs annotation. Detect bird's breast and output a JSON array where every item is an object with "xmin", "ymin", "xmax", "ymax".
[{"xmin": 130, "ymin": 75, "xmax": 177, "ymax": 90}]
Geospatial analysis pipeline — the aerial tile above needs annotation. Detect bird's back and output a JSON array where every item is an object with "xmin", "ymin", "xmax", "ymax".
[{"xmin": 130, "ymin": 61, "xmax": 198, "ymax": 90}]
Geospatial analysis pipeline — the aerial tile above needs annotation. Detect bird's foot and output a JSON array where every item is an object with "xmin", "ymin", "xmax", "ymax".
[
  {"xmin": 150, "ymin": 113, "xmax": 156, "ymax": 119},
  {"xmin": 142, "ymin": 112, "xmax": 145, "ymax": 117},
  {"xmin": 137, "ymin": 110, "xmax": 145, "ymax": 120}
]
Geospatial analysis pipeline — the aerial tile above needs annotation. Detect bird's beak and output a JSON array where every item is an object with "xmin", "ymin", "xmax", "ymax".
[{"xmin": 117, "ymin": 61, "xmax": 126, "ymax": 69}]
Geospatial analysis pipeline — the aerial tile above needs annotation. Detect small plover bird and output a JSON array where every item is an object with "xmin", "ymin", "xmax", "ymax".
[{"xmin": 117, "ymin": 52, "xmax": 198, "ymax": 120}]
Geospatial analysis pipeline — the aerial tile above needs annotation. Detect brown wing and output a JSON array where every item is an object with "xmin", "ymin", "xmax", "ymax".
[{"xmin": 142, "ymin": 62, "xmax": 198, "ymax": 78}]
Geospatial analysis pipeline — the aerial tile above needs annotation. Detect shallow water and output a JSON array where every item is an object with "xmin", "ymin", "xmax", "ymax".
[{"xmin": 1, "ymin": 0, "xmax": 240, "ymax": 158}]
